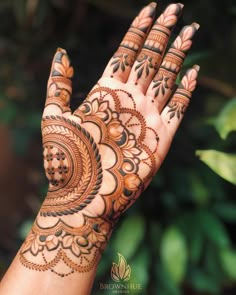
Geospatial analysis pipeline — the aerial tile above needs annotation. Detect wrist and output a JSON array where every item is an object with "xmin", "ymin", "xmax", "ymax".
[{"xmin": 19, "ymin": 193, "xmax": 113, "ymax": 278}]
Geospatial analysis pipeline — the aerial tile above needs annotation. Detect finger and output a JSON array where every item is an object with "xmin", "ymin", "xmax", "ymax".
[
  {"xmin": 43, "ymin": 48, "xmax": 74, "ymax": 117},
  {"xmin": 161, "ymin": 65, "xmax": 200, "ymax": 136},
  {"xmin": 148, "ymin": 22, "xmax": 200, "ymax": 111},
  {"xmin": 102, "ymin": 2, "xmax": 157, "ymax": 82},
  {"xmin": 128, "ymin": 3, "xmax": 183, "ymax": 92}
]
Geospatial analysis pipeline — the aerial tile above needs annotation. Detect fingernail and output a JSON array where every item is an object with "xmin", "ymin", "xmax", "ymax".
[
  {"xmin": 178, "ymin": 3, "xmax": 184, "ymax": 9},
  {"xmin": 149, "ymin": 2, "xmax": 157, "ymax": 8},
  {"xmin": 192, "ymin": 22, "xmax": 200, "ymax": 30},
  {"xmin": 193, "ymin": 65, "xmax": 200, "ymax": 72}
]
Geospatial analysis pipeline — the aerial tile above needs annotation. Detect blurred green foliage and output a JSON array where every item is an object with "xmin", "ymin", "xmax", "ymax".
[{"xmin": 0, "ymin": 0, "xmax": 236, "ymax": 294}]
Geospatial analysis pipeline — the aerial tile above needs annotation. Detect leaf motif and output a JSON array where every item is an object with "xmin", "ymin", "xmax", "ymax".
[
  {"xmin": 181, "ymin": 76, "xmax": 188, "ymax": 89},
  {"xmin": 111, "ymin": 263, "xmax": 120, "ymax": 282},
  {"xmin": 165, "ymin": 3, "xmax": 179, "ymax": 15},
  {"xmin": 66, "ymin": 66, "xmax": 74, "ymax": 78},
  {"xmin": 31, "ymin": 239, "xmax": 40, "ymax": 255},
  {"xmin": 169, "ymin": 111, "xmax": 175, "ymax": 120},
  {"xmin": 62, "ymin": 235, "xmax": 73, "ymax": 248},
  {"xmin": 137, "ymin": 17, "xmax": 152, "ymax": 30},
  {"xmin": 137, "ymin": 66, "xmax": 144, "ymax": 79},
  {"xmin": 155, "ymin": 88, "xmax": 160, "ymax": 97},
  {"xmin": 121, "ymin": 62, "xmax": 125, "ymax": 72},
  {"xmin": 173, "ymin": 36, "xmax": 182, "ymax": 49},
  {"xmin": 111, "ymin": 59, "xmax": 119, "ymax": 66},
  {"xmin": 99, "ymin": 101, "xmax": 109, "ymax": 112},
  {"xmin": 48, "ymin": 83, "xmax": 57, "ymax": 97},
  {"xmin": 162, "ymin": 15, "xmax": 178, "ymax": 27},
  {"xmin": 181, "ymin": 26, "xmax": 194, "ymax": 42},
  {"xmin": 61, "ymin": 54, "xmax": 70, "ymax": 69},
  {"xmin": 135, "ymin": 62, "xmax": 143, "ymax": 70},
  {"xmin": 188, "ymin": 80, "xmax": 197, "ymax": 92},
  {"xmin": 54, "ymin": 63, "xmax": 65, "ymax": 76},
  {"xmin": 146, "ymin": 65, "xmax": 149, "ymax": 77},
  {"xmin": 46, "ymin": 235, "xmax": 59, "ymax": 250},
  {"xmin": 118, "ymin": 255, "xmax": 126, "ymax": 279},
  {"xmin": 113, "ymin": 63, "xmax": 120, "ymax": 73},
  {"xmin": 72, "ymin": 243, "xmax": 81, "ymax": 256},
  {"xmin": 177, "ymin": 109, "xmax": 181, "ymax": 119},
  {"xmin": 91, "ymin": 99, "xmax": 99, "ymax": 113},
  {"xmin": 161, "ymin": 85, "xmax": 165, "ymax": 96},
  {"xmin": 187, "ymin": 68, "xmax": 198, "ymax": 83},
  {"xmin": 181, "ymin": 40, "xmax": 192, "ymax": 51}
]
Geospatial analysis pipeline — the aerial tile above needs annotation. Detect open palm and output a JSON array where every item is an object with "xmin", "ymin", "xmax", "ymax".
[{"xmin": 20, "ymin": 3, "xmax": 199, "ymax": 277}]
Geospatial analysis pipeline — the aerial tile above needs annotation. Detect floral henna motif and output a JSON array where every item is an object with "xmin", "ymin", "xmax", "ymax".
[
  {"xmin": 134, "ymin": 4, "xmax": 182, "ymax": 82},
  {"xmin": 110, "ymin": 3, "xmax": 156, "ymax": 76},
  {"xmin": 167, "ymin": 65, "xmax": 199, "ymax": 122},
  {"xmin": 20, "ymin": 86, "xmax": 159, "ymax": 277},
  {"xmin": 45, "ymin": 49, "xmax": 73, "ymax": 113},
  {"xmin": 41, "ymin": 116, "xmax": 103, "ymax": 216},
  {"xmin": 152, "ymin": 23, "xmax": 199, "ymax": 99}
]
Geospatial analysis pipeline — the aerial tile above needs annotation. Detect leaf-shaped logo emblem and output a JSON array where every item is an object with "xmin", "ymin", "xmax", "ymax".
[{"xmin": 111, "ymin": 253, "xmax": 131, "ymax": 282}]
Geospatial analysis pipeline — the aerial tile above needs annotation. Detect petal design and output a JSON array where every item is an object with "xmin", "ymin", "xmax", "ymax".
[{"xmin": 62, "ymin": 235, "xmax": 73, "ymax": 248}]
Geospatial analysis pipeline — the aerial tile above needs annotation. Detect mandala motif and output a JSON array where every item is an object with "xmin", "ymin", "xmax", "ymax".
[
  {"xmin": 40, "ymin": 116, "xmax": 103, "ymax": 217},
  {"xmin": 20, "ymin": 85, "xmax": 159, "ymax": 277}
]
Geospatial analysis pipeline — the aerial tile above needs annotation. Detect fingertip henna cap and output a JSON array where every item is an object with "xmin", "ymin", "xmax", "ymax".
[
  {"xmin": 193, "ymin": 64, "xmax": 200, "ymax": 72},
  {"xmin": 149, "ymin": 2, "xmax": 157, "ymax": 9},
  {"xmin": 56, "ymin": 47, "xmax": 67, "ymax": 54},
  {"xmin": 192, "ymin": 22, "xmax": 200, "ymax": 30}
]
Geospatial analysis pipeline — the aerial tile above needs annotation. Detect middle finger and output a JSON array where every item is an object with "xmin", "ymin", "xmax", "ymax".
[{"xmin": 128, "ymin": 3, "xmax": 183, "ymax": 93}]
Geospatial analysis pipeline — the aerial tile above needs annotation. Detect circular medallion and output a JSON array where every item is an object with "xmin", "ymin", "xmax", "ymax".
[{"xmin": 40, "ymin": 116, "xmax": 102, "ymax": 217}]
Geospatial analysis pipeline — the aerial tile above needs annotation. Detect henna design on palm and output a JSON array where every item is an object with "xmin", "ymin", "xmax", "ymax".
[{"xmin": 20, "ymin": 2, "xmax": 200, "ymax": 277}]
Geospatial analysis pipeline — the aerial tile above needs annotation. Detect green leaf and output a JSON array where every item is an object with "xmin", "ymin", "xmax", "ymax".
[
  {"xmin": 160, "ymin": 226, "xmax": 187, "ymax": 284},
  {"xmin": 213, "ymin": 98, "xmax": 236, "ymax": 139},
  {"xmin": 176, "ymin": 213, "xmax": 203, "ymax": 264},
  {"xmin": 129, "ymin": 246, "xmax": 150, "ymax": 292},
  {"xmin": 156, "ymin": 264, "xmax": 181, "ymax": 295},
  {"xmin": 196, "ymin": 150, "xmax": 236, "ymax": 185},
  {"xmin": 189, "ymin": 225, "xmax": 203, "ymax": 264},
  {"xmin": 213, "ymin": 202, "xmax": 236, "ymax": 223},
  {"xmin": 220, "ymin": 248, "xmax": 236, "ymax": 280},
  {"xmin": 197, "ymin": 210, "xmax": 230, "ymax": 248},
  {"xmin": 204, "ymin": 244, "xmax": 225, "ymax": 283},
  {"xmin": 190, "ymin": 172, "xmax": 210, "ymax": 205},
  {"xmin": 112, "ymin": 214, "xmax": 145, "ymax": 260},
  {"xmin": 189, "ymin": 269, "xmax": 220, "ymax": 294}
]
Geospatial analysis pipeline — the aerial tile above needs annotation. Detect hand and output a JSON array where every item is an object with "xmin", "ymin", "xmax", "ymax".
[{"xmin": 20, "ymin": 2, "xmax": 199, "ymax": 278}]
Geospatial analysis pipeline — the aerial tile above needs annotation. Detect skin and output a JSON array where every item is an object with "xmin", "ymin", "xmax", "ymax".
[{"xmin": 0, "ymin": 2, "xmax": 200, "ymax": 295}]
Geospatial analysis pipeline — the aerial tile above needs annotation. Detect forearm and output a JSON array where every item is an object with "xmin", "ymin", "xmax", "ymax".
[{"xmin": 0, "ymin": 253, "xmax": 97, "ymax": 295}]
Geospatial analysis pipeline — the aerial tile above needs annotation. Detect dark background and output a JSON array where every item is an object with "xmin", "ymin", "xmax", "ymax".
[{"xmin": 0, "ymin": 0, "xmax": 236, "ymax": 294}]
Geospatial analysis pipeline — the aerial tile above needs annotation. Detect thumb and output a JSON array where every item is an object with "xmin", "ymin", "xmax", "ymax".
[{"xmin": 43, "ymin": 48, "xmax": 74, "ymax": 117}]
